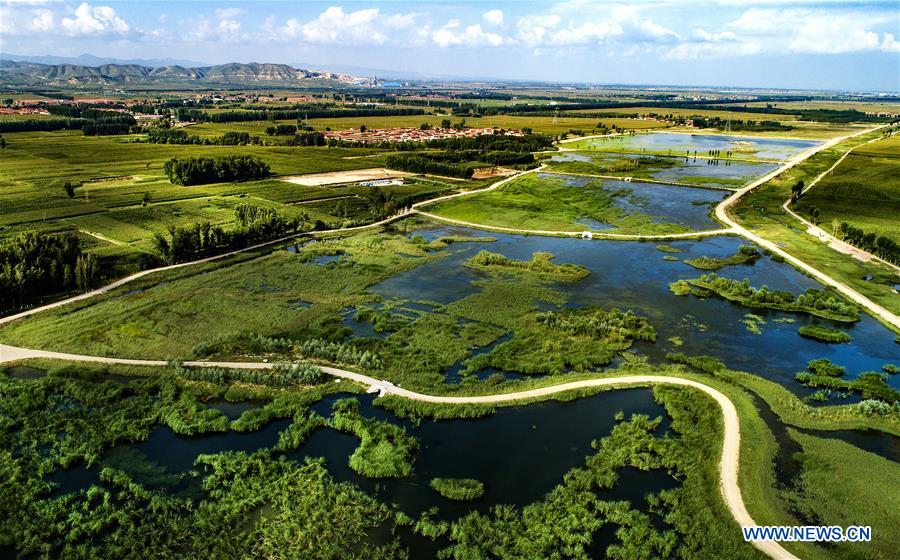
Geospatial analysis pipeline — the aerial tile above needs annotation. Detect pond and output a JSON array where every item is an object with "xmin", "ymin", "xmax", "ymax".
[
  {"xmin": 571, "ymin": 133, "xmax": 819, "ymax": 161},
  {"xmin": 551, "ymin": 151, "xmax": 780, "ymax": 188},
  {"xmin": 598, "ymin": 178, "xmax": 724, "ymax": 230},
  {"xmin": 372, "ymin": 223, "xmax": 899, "ymax": 393},
  {"xmin": 46, "ymin": 388, "xmax": 678, "ymax": 557}
]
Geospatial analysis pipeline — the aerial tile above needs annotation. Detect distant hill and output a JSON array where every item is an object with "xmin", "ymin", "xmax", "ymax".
[
  {"xmin": 0, "ymin": 52, "xmax": 209, "ymax": 69},
  {"xmin": 0, "ymin": 60, "xmax": 360, "ymax": 86}
]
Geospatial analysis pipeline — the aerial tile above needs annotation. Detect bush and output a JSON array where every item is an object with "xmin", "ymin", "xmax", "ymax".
[{"xmin": 430, "ymin": 478, "xmax": 485, "ymax": 501}]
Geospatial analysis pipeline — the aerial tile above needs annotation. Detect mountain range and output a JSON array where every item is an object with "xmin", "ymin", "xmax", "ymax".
[{"xmin": 0, "ymin": 60, "xmax": 362, "ymax": 86}]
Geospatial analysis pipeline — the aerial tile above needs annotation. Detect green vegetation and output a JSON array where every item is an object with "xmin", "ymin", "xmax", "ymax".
[
  {"xmin": 655, "ymin": 244, "xmax": 682, "ymax": 253},
  {"xmin": 163, "ymin": 155, "xmax": 271, "ymax": 185},
  {"xmin": 793, "ymin": 135, "xmax": 900, "ymax": 249},
  {"xmin": 328, "ymin": 398, "xmax": 418, "ymax": 478},
  {"xmin": 536, "ymin": 307, "xmax": 656, "ymax": 342},
  {"xmin": 683, "ymin": 245, "xmax": 760, "ymax": 270},
  {"xmin": 430, "ymin": 172, "xmax": 693, "ymax": 235},
  {"xmin": 795, "ymin": 359, "xmax": 899, "ymax": 403},
  {"xmin": 0, "ymin": 231, "xmax": 97, "ymax": 312},
  {"xmin": 783, "ymin": 430, "xmax": 900, "ymax": 558},
  {"xmin": 797, "ymin": 325, "xmax": 852, "ymax": 343},
  {"xmin": 386, "ymin": 153, "xmax": 474, "ymax": 178},
  {"xmin": 466, "ymin": 250, "xmax": 590, "ymax": 281},
  {"xmin": 731, "ymin": 128, "xmax": 899, "ymax": 317},
  {"xmin": 680, "ymin": 274, "xmax": 860, "ymax": 322},
  {"xmin": 430, "ymin": 477, "xmax": 486, "ymax": 501}
]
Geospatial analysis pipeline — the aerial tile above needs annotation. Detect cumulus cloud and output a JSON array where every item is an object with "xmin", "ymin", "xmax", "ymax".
[
  {"xmin": 61, "ymin": 2, "xmax": 129, "ymax": 35},
  {"xmin": 483, "ymin": 9, "xmax": 503, "ymax": 27},
  {"xmin": 433, "ymin": 20, "xmax": 504, "ymax": 47},
  {"xmin": 264, "ymin": 6, "xmax": 416, "ymax": 45},
  {"xmin": 30, "ymin": 8, "xmax": 53, "ymax": 31}
]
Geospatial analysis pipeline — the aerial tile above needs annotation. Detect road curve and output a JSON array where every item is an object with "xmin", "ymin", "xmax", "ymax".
[
  {"xmin": 0, "ymin": 342, "xmax": 796, "ymax": 560},
  {"xmin": 715, "ymin": 125, "xmax": 900, "ymax": 330}
]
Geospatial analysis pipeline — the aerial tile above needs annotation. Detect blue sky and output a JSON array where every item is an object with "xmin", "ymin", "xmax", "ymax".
[{"xmin": 2, "ymin": 1, "xmax": 899, "ymax": 90}]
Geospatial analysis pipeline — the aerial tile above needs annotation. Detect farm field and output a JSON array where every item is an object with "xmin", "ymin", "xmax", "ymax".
[
  {"xmin": 184, "ymin": 113, "xmax": 671, "ymax": 137},
  {"xmin": 732, "ymin": 129, "xmax": 900, "ymax": 317},
  {"xmin": 793, "ymin": 134, "xmax": 900, "ymax": 243}
]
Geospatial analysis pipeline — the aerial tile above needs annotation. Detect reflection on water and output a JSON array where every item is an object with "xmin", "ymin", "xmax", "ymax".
[{"xmin": 373, "ymin": 224, "xmax": 899, "ymax": 392}]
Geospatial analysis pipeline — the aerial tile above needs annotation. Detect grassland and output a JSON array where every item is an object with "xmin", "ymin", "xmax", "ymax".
[
  {"xmin": 0, "ymin": 129, "xmax": 476, "ymax": 277},
  {"xmin": 184, "ymin": 114, "xmax": 670, "ymax": 137},
  {"xmin": 731, "ymin": 129, "xmax": 900, "ymax": 320},
  {"xmin": 427, "ymin": 172, "xmax": 700, "ymax": 235},
  {"xmin": 793, "ymin": 134, "xmax": 900, "ymax": 243}
]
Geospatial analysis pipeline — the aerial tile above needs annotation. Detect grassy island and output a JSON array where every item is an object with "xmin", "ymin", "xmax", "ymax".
[
  {"xmin": 797, "ymin": 325, "xmax": 852, "ymax": 343},
  {"xmin": 430, "ymin": 478, "xmax": 486, "ymax": 501},
  {"xmin": 465, "ymin": 250, "xmax": 590, "ymax": 282},
  {"xmin": 683, "ymin": 245, "xmax": 761, "ymax": 270},
  {"xmin": 681, "ymin": 274, "xmax": 860, "ymax": 322}
]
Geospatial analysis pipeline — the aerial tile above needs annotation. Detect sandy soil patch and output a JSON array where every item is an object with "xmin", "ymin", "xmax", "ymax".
[{"xmin": 281, "ymin": 168, "xmax": 412, "ymax": 186}]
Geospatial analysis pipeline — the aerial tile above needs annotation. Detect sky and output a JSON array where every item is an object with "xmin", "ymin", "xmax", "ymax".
[{"xmin": 2, "ymin": 0, "xmax": 899, "ymax": 91}]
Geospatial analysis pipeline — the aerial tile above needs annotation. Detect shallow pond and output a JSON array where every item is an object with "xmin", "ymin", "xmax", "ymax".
[
  {"xmin": 377, "ymin": 224, "xmax": 899, "ymax": 393},
  {"xmin": 552, "ymin": 151, "xmax": 780, "ymax": 188},
  {"xmin": 573, "ymin": 133, "xmax": 819, "ymax": 161}
]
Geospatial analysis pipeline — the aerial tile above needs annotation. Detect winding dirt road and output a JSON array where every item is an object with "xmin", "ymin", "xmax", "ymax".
[
  {"xmin": 0, "ymin": 342, "xmax": 797, "ymax": 560},
  {"xmin": 715, "ymin": 124, "xmax": 900, "ymax": 330}
]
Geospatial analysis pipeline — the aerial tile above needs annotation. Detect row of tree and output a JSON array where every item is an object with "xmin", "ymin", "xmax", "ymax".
[
  {"xmin": 152, "ymin": 203, "xmax": 306, "ymax": 263},
  {"xmin": 0, "ymin": 232, "xmax": 98, "ymax": 311},
  {"xmin": 838, "ymin": 222, "xmax": 900, "ymax": 265},
  {"xmin": 174, "ymin": 107, "xmax": 424, "ymax": 123},
  {"xmin": 385, "ymin": 154, "xmax": 474, "ymax": 179},
  {"xmin": 163, "ymin": 155, "xmax": 270, "ymax": 185}
]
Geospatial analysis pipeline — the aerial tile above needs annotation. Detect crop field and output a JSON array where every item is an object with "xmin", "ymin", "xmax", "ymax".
[
  {"xmin": 185, "ymin": 114, "xmax": 671, "ymax": 137},
  {"xmin": 793, "ymin": 134, "xmax": 900, "ymax": 242},
  {"xmin": 732, "ymin": 129, "xmax": 899, "ymax": 317}
]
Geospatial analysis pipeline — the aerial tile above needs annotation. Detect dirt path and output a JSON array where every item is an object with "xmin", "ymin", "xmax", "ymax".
[
  {"xmin": 780, "ymin": 134, "xmax": 900, "ymax": 274},
  {"xmin": 414, "ymin": 210, "xmax": 736, "ymax": 240},
  {"xmin": 715, "ymin": 125, "xmax": 900, "ymax": 330},
  {"xmin": 0, "ymin": 342, "xmax": 797, "ymax": 560}
]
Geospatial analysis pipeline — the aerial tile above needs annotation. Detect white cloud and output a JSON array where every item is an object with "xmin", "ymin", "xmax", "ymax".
[
  {"xmin": 262, "ymin": 6, "xmax": 417, "ymax": 45},
  {"xmin": 30, "ymin": 8, "xmax": 53, "ymax": 31},
  {"xmin": 214, "ymin": 8, "xmax": 244, "ymax": 19},
  {"xmin": 881, "ymin": 33, "xmax": 900, "ymax": 53},
  {"xmin": 61, "ymin": 2, "xmax": 129, "ymax": 35},
  {"xmin": 483, "ymin": 9, "xmax": 503, "ymax": 27},
  {"xmin": 433, "ymin": 20, "xmax": 505, "ymax": 47}
]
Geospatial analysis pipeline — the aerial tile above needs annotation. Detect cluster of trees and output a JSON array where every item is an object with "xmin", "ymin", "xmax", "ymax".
[
  {"xmin": 172, "ymin": 361, "xmax": 326, "ymax": 388},
  {"xmin": 795, "ymin": 358, "xmax": 899, "ymax": 403},
  {"xmin": 174, "ymin": 107, "xmax": 424, "ymax": 123},
  {"xmin": 294, "ymin": 338, "xmax": 382, "ymax": 370},
  {"xmin": 153, "ymin": 203, "xmax": 303, "ymax": 263},
  {"xmin": 467, "ymin": 250, "xmax": 589, "ymax": 280},
  {"xmin": 163, "ymin": 155, "xmax": 270, "ymax": 185},
  {"xmin": 689, "ymin": 274, "xmax": 860, "ymax": 321},
  {"xmin": 385, "ymin": 153, "xmax": 473, "ymax": 179},
  {"xmin": 837, "ymin": 222, "xmax": 899, "ymax": 265},
  {"xmin": 689, "ymin": 116, "xmax": 791, "ymax": 132},
  {"xmin": 0, "ymin": 232, "xmax": 97, "ymax": 311},
  {"xmin": 536, "ymin": 308, "xmax": 657, "ymax": 342},
  {"xmin": 0, "ymin": 115, "xmax": 135, "ymax": 134},
  {"xmin": 265, "ymin": 124, "xmax": 297, "ymax": 135},
  {"xmin": 147, "ymin": 127, "xmax": 251, "ymax": 145}
]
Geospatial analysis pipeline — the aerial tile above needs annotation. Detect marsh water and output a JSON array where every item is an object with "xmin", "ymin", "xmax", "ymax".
[
  {"xmin": 551, "ymin": 151, "xmax": 780, "ymax": 188},
  {"xmin": 44, "ymin": 387, "xmax": 677, "ymax": 556},
  {"xmin": 574, "ymin": 133, "xmax": 820, "ymax": 161},
  {"xmin": 373, "ymin": 224, "xmax": 899, "ymax": 393}
]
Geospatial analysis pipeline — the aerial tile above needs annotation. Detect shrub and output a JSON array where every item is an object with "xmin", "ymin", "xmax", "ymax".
[{"xmin": 430, "ymin": 478, "xmax": 485, "ymax": 501}]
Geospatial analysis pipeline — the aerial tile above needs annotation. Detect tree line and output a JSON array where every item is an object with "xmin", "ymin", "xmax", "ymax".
[
  {"xmin": 838, "ymin": 222, "xmax": 899, "ymax": 265},
  {"xmin": 152, "ymin": 203, "xmax": 306, "ymax": 263},
  {"xmin": 0, "ymin": 232, "xmax": 98, "ymax": 311},
  {"xmin": 163, "ymin": 155, "xmax": 270, "ymax": 185},
  {"xmin": 385, "ymin": 154, "xmax": 474, "ymax": 179},
  {"xmin": 0, "ymin": 114, "xmax": 135, "ymax": 134},
  {"xmin": 174, "ymin": 107, "xmax": 425, "ymax": 123}
]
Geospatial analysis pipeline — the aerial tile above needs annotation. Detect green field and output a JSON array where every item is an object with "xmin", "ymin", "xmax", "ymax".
[
  {"xmin": 732, "ymin": 129, "xmax": 900, "ymax": 319},
  {"xmin": 794, "ymin": 134, "xmax": 900, "ymax": 243},
  {"xmin": 0, "ymin": 129, "xmax": 472, "ymax": 273},
  {"xmin": 427, "ymin": 172, "xmax": 699, "ymax": 235}
]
